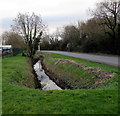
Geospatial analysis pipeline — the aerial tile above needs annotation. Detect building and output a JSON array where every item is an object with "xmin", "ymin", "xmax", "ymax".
[{"xmin": 0, "ymin": 45, "xmax": 12, "ymax": 55}]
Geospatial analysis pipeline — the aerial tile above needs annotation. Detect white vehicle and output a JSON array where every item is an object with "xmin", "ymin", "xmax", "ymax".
[{"xmin": 0, "ymin": 45, "xmax": 12, "ymax": 55}]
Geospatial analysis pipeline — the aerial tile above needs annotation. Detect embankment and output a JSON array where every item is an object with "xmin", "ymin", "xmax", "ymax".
[{"xmin": 39, "ymin": 52, "xmax": 118, "ymax": 89}]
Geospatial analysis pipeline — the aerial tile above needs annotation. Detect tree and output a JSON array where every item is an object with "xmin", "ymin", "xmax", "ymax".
[
  {"xmin": 2, "ymin": 31, "xmax": 8, "ymax": 45},
  {"xmin": 61, "ymin": 25, "xmax": 80, "ymax": 51},
  {"xmin": 12, "ymin": 12, "xmax": 45, "ymax": 58},
  {"xmin": 78, "ymin": 19, "xmax": 100, "ymax": 52},
  {"xmin": 40, "ymin": 34, "xmax": 50, "ymax": 50},
  {"xmin": 117, "ymin": 2, "xmax": 120, "ymax": 54},
  {"xmin": 2, "ymin": 31, "xmax": 26, "ymax": 49},
  {"xmin": 91, "ymin": 0, "xmax": 120, "ymax": 54}
]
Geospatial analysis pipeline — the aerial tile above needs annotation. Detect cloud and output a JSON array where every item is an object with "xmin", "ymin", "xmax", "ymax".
[
  {"xmin": 43, "ymin": 13, "xmax": 91, "ymax": 34},
  {"xmin": 0, "ymin": 17, "xmax": 14, "ymax": 29},
  {"xmin": 43, "ymin": 13, "xmax": 89, "ymax": 23},
  {"xmin": 0, "ymin": 0, "xmax": 99, "ymax": 18},
  {"xmin": 0, "ymin": 17, "xmax": 14, "ymax": 35},
  {"xmin": 0, "ymin": 0, "xmax": 103, "ymax": 34}
]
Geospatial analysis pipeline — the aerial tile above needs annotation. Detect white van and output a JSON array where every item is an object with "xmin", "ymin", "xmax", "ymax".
[{"xmin": 0, "ymin": 45, "xmax": 12, "ymax": 55}]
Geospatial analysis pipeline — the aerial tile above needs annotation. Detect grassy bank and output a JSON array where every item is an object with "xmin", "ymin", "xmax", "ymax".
[
  {"xmin": 2, "ymin": 54, "xmax": 35, "ymax": 88},
  {"xmin": 3, "ymin": 86, "xmax": 118, "ymax": 114},
  {"xmin": 2, "ymin": 54, "xmax": 119, "ymax": 114},
  {"xmin": 0, "ymin": 57, "xmax": 2, "ymax": 115},
  {"xmin": 41, "ymin": 52, "xmax": 119, "ymax": 90}
]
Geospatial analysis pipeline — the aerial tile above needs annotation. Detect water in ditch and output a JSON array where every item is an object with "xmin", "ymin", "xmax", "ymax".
[{"xmin": 34, "ymin": 61, "xmax": 62, "ymax": 90}]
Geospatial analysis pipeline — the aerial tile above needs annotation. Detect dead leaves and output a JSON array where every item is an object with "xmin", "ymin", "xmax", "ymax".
[{"xmin": 51, "ymin": 58, "xmax": 115, "ymax": 85}]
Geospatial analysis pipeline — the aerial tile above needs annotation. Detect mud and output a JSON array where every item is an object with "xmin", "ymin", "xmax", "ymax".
[
  {"xmin": 41, "ymin": 62, "xmax": 72, "ymax": 89},
  {"xmin": 32, "ymin": 55, "xmax": 115, "ymax": 90},
  {"xmin": 34, "ymin": 61, "xmax": 62, "ymax": 90},
  {"xmin": 31, "ymin": 57, "xmax": 42, "ymax": 89}
]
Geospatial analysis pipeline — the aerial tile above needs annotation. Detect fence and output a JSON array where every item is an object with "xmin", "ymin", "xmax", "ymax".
[{"xmin": 1, "ymin": 48, "xmax": 24, "ymax": 58}]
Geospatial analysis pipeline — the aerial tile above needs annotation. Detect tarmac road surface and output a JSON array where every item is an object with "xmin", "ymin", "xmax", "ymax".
[{"xmin": 42, "ymin": 50, "xmax": 119, "ymax": 67}]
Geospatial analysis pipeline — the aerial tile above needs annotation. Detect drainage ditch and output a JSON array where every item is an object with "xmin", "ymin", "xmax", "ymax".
[
  {"xmin": 32, "ymin": 54, "xmax": 73, "ymax": 90},
  {"xmin": 34, "ymin": 60, "xmax": 62, "ymax": 90},
  {"xmin": 32, "ymin": 54, "xmax": 115, "ymax": 90}
]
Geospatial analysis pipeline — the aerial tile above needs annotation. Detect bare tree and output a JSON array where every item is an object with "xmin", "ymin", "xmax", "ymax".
[
  {"xmin": 62, "ymin": 25, "xmax": 80, "ymax": 44},
  {"xmin": 2, "ymin": 31, "xmax": 9, "ymax": 45},
  {"xmin": 12, "ymin": 12, "xmax": 45, "ymax": 58},
  {"xmin": 92, "ymin": 0, "xmax": 119, "ymax": 36},
  {"xmin": 91, "ymin": 0, "xmax": 120, "ymax": 53},
  {"xmin": 2, "ymin": 31, "xmax": 26, "ymax": 49}
]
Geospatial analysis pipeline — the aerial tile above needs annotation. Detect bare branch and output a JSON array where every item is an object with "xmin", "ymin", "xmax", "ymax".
[{"xmin": 11, "ymin": 12, "xmax": 45, "ymax": 58}]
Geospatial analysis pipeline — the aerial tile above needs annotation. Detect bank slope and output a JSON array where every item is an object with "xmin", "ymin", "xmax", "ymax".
[{"xmin": 2, "ymin": 54, "xmax": 119, "ymax": 114}]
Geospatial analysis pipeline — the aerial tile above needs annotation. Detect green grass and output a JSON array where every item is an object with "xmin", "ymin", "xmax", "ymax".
[
  {"xmin": 44, "ymin": 59, "xmax": 97, "ymax": 89},
  {"xmin": 3, "ymin": 84, "xmax": 118, "ymax": 114},
  {"xmin": 0, "ymin": 57, "xmax": 2, "ymax": 115},
  {"xmin": 41, "ymin": 52, "xmax": 119, "ymax": 89},
  {"xmin": 2, "ymin": 54, "xmax": 119, "ymax": 114},
  {"xmin": 47, "ymin": 53, "xmax": 118, "ymax": 72},
  {"xmin": 2, "ymin": 55, "xmax": 35, "ymax": 88}
]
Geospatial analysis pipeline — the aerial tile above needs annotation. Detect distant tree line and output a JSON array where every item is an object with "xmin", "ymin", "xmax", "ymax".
[
  {"xmin": 41, "ymin": 0, "xmax": 120, "ymax": 55},
  {"xmin": 2, "ymin": 0, "xmax": 120, "ymax": 56}
]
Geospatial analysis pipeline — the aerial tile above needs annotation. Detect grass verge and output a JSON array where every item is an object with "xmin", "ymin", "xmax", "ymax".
[
  {"xmin": 0, "ymin": 57, "xmax": 2, "ymax": 115},
  {"xmin": 2, "ymin": 54, "xmax": 35, "ymax": 88},
  {"xmin": 2, "ymin": 54, "xmax": 119, "ymax": 114},
  {"xmin": 41, "ymin": 52, "xmax": 119, "ymax": 90}
]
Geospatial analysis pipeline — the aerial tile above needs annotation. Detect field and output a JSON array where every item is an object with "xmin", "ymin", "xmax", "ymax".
[{"xmin": 2, "ymin": 53, "xmax": 119, "ymax": 114}]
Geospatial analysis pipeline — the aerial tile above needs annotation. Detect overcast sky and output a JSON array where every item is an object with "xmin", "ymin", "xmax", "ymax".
[{"xmin": 0, "ymin": 0, "xmax": 103, "ymax": 35}]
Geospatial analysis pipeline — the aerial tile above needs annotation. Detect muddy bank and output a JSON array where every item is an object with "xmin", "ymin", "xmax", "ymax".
[
  {"xmin": 32, "ymin": 54, "xmax": 72, "ymax": 89},
  {"xmin": 41, "ymin": 56, "xmax": 116, "ymax": 89},
  {"xmin": 52, "ymin": 58, "xmax": 115, "ymax": 85},
  {"xmin": 32, "ymin": 54, "xmax": 63, "ymax": 90},
  {"xmin": 32, "ymin": 66, "xmax": 41, "ymax": 89},
  {"xmin": 41, "ymin": 62, "xmax": 72, "ymax": 89},
  {"xmin": 31, "ymin": 56, "xmax": 42, "ymax": 89},
  {"xmin": 34, "ymin": 61, "xmax": 62, "ymax": 90}
]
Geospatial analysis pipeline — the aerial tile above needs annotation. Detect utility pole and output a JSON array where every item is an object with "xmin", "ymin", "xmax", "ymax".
[{"xmin": 38, "ymin": 40, "xmax": 42, "ymax": 51}]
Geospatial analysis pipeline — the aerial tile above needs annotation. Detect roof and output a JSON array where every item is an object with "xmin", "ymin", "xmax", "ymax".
[{"xmin": 0, "ymin": 45, "xmax": 12, "ymax": 48}]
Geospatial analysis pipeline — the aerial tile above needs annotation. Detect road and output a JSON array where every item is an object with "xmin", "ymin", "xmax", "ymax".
[{"xmin": 42, "ymin": 50, "xmax": 119, "ymax": 67}]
